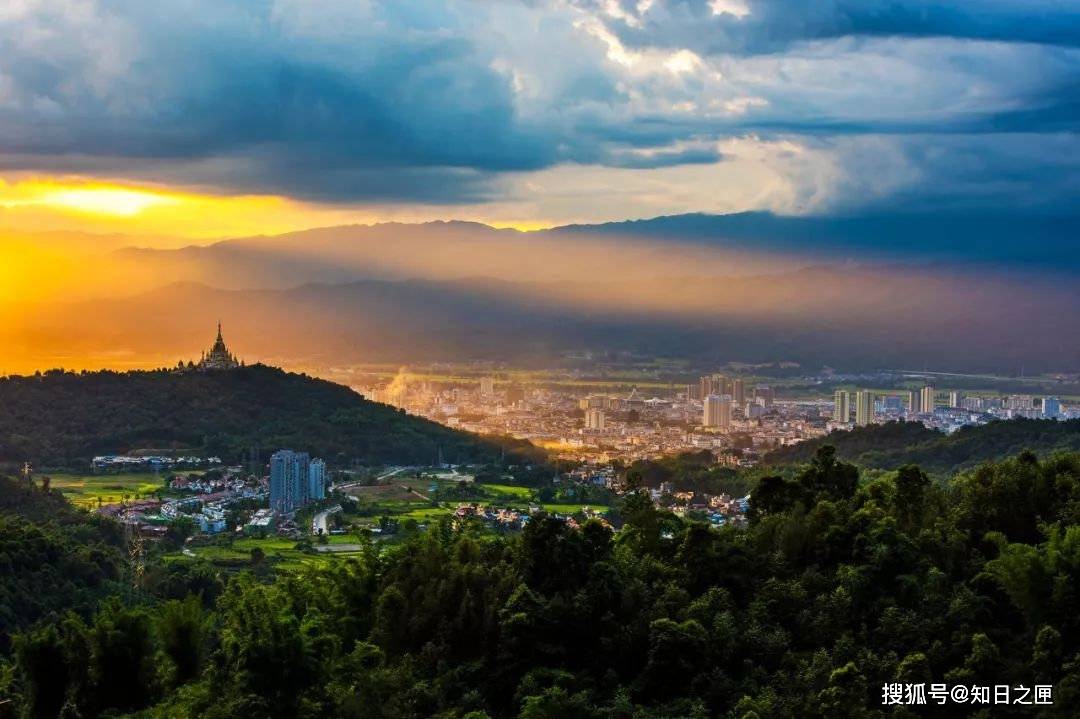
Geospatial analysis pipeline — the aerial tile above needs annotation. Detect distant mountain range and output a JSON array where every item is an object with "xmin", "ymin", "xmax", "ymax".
[
  {"xmin": 7, "ymin": 210, "xmax": 1078, "ymax": 373},
  {"xmin": 552, "ymin": 211, "xmax": 1080, "ymax": 271},
  {"xmin": 100, "ymin": 211, "xmax": 1079, "ymax": 293}
]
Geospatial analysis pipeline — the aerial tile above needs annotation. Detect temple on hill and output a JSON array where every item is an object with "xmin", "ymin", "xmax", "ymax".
[{"xmin": 195, "ymin": 322, "xmax": 241, "ymax": 370}]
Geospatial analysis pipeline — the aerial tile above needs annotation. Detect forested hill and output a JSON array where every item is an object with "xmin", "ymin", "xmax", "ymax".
[
  {"xmin": 0, "ymin": 474, "xmax": 127, "ymax": 648},
  {"xmin": 6, "ymin": 449, "xmax": 1080, "ymax": 716},
  {"xmin": 0, "ymin": 365, "xmax": 537, "ymax": 468},
  {"xmin": 765, "ymin": 418, "xmax": 1080, "ymax": 474}
]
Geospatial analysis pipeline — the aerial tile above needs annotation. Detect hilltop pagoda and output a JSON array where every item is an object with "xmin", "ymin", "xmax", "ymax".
[{"xmin": 196, "ymin": 322, "xmax": 241, "ymax": 370}]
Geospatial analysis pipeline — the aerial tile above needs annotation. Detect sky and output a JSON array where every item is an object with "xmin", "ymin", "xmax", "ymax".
[{"xmin": 0, "ymin": 0, "xmax": 1078, "ymax": 237}]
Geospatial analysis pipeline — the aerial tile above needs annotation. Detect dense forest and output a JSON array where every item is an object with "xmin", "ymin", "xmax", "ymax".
[
  {"xmin": 0, "ymin": 366, "xmax": 540, "ymax": 468},
  {"xmin": 0, "ymin": 475, "xmax": 128, "ymax": 650},
  {"xmin": 2, "ymin": 447, "xmax": 1079, "ymax": 717},
  {"xmin": 765, "ymin": 419, "xmax": 1080, "ymax": 475}
]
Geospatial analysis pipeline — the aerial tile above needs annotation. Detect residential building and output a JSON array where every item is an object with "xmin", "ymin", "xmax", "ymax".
[
  {"xmin": 907, "ymin": 390, "xmax": 921, "ymax": 415},
  {"xmin": 270, "ymin": 449, "xmax": 310, "ymax": 514},
  {"xmin": 920, "ymin": 386, "xmax": 936, "ymax": 413},
  {"xmin": 855, "ymin": 390, "xmax": 874, "ymax": 426},
  {"xmin": 704, "ymin": 394, "xmax": 732, "ymax": 429},
  {"xmin": 309, "ymin": 458, "xmax": 327, "ymax": 501},
  {"xmin": 833, "ymin": 390, "xmax": 851, "ymax": 423},
  {"xmin": 732, "ymin": 378, "xmax": 746, "ymax": 406}
]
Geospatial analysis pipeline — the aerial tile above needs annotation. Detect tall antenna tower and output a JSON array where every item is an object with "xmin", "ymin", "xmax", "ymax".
[{"xmin": 124, "ymin": 521, "xmax": 146, "ymax": 591}]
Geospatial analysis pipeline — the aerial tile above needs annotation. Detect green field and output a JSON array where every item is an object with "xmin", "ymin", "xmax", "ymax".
[
  {"xmin": 539, "ymin": 503, "xmax": 603, "ymax": 515},
  {"xmin": 175, "ymin": 536, "xmax": 359, "ymax": 571},
  {"xmin": 48, "ymin": 472, "xmax": 172, "ymax": 508},
  {"xmin": 347, "ymin": 477, "xmax": 611, "ymax": 525},
  {"xmin": 474, "ymin": 482, "xmax": 532, "ymax": 498}
]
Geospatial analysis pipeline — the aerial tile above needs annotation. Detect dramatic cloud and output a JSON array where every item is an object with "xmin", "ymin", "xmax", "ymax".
[
  {"xmin": 569, "ymin": 0, "xmax": 1080, "ymax": 54},
  {"xmin": 0, "ymin": 0, "xmax": 1076, "ymax": 215}
]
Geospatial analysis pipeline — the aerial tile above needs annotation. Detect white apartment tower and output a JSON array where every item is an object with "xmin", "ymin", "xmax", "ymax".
[
  {"xmin": 855, "ymin": 390, "xmax": 874, "ymax": 426},
  {"xmin": 833, "ymin": 390, "xmax": 851, "ymax": 423}
]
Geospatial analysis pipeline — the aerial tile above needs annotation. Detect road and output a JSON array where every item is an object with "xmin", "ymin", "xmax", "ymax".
[
  {"xmin": 335, "ymin": 466, "xmax": 409, "ymax": 491},
  {"xmin": 312, "ymin": 504, "xmax": 342, "ymax": 536}
]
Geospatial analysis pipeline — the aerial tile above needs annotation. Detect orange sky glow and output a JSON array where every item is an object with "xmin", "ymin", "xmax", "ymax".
[{"xmin": 0, "ymin": 176, "xmax": 554, "ymax": 242}]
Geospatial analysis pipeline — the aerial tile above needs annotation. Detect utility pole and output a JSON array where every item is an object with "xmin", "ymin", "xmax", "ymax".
[{"xmin": 125, "ymin": 521, "xmax": 145, "ymax": 591}]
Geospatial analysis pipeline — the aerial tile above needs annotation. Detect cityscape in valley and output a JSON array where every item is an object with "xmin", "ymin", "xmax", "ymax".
[
  {"xmin": 83, "ymin": 324, "xmax": 1078, "ymax": 554},
  {"xmin": 370, "ymin": 365, "xmax": 1074, "ymax": 466},
  {"xmin": 2, "ymin": 1, "xmax": 1080, "ymax": 717}
]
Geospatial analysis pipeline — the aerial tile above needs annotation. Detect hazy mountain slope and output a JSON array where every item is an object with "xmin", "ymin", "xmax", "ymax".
[
  {"xmin": 10, "ymin": 265, "xmax": 1080, "ymax": 372},
  {"xmin": 106, "ymin": 212, "xmax": 1079, "ymax": 293},
  {"xmin": 553, "ymin": 212, "xmax": 1080, "ymax": 270}
]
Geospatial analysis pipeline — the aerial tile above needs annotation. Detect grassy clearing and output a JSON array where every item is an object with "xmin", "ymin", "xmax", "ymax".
[
  {"xmin": 540, "ymin": 503, "xmax": 604, "ymax": 515},
  {"xmin": 475, "ymin": 483, "xmax": 532, "ymax": 498},
  {"xmin": 179, "ymin": 536, "xmax": 338, "ymax": 570}
]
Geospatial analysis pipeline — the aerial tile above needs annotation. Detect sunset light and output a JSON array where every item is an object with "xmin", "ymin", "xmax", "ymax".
[
  {"xmin": 34, "ymin": 185, "xmax": 178, "ymax": 217},
  {"xmin": 0, "ymin": 178, "xmax": 375, "ymax": 240},
  {"xmin": 0, "ymin": 180, "xmax": 178, "ymax": 217}
]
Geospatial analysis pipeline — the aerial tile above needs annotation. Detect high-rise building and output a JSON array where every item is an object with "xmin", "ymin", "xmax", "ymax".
[
  {"xmin": 920, "ymin": 386, "xmax": 936, "ymax": 414},
  {"xmin": 703, "ymin": 394, "xmax": 732, "ymax": 428},
  {"xmin": 833, "ymin": 390, "xmax": 851, "ymax": 423},
  {"xmin": 855, "ymin": 390, "xmax": 874, "ymax": 426},
  {"xmin": 907, "ymin": 390, "xmax": 921, "ymax": 415},
  {"xmin": 754, "ymin": 385, "xmax": 775, "ymax": 407},
  {"xmin": 308, "ymin": 458, "xmax": 327, "ymax": 501},
  {"xmin": 732, "ymin": 378, "xmax": 746, "ymax": 406},
  {"xmin": 1043, "ymin": 397, "xmax": 1062, "ymax": 418},
  {"xmin": 585, "ymin": 407, "xmax": 606, "ymax": 430},
  {"xmin": 1005, "ymin": 395, "xmax": 1036, "ymax": 411},
  {"xmin": 949, "ymin": 390, "xmax": 963, "ymax": 408},
  {"xmin": 479, "ymin": 376, "xmax": 495, "ymax": 396},
  {"xmin": 715, "ymin": 374, "xmax": 733, "ymax": 397},
  {"xmin": 270, "ymin": 449, "xmax": 310, "ymax": 514},
  {"xmin": 703, "ymin": 394, "xmax": 720, "ymax": 427}
]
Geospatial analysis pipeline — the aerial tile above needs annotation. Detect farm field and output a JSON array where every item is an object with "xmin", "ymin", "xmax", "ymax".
[
  {"xmin": 341, "ymin": 475, "xmax": 611, "ymax": 526},
  {"xmin": 174, "ymin": 536, "xmax": 358, "ymax": 571},
  {"xmin": 48, "ymin": 471, "xmax": 173, "ymax": 508}
]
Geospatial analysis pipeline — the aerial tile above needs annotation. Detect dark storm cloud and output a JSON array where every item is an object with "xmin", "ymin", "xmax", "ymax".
[
  {"xmin": 0, "ymin": 0, "xmax": 555, "ymax": 202},
  {"xmin": 579, "ymin": 0, "xmax": 1080, "ymax": 55},
  {"xmin": 0, "ymin": 0, "xmax": 1077, "ymax": 212}
]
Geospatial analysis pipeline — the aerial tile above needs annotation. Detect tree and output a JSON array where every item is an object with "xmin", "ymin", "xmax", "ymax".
[{"xmin": 158, "ymin": 595, "xmax": 207, "ymax": 688}]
